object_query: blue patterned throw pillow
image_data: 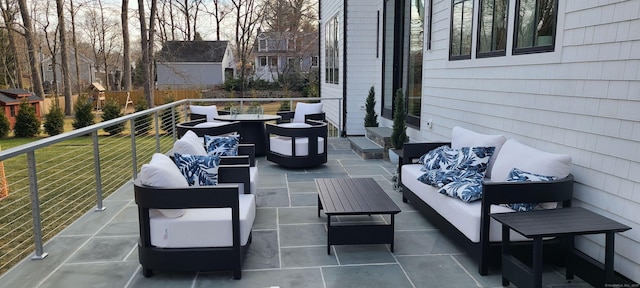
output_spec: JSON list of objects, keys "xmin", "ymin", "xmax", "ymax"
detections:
[
  {"xmin": 205, "ymin": 135, "xmax": 239, "ymax": 156},
  {"xmin": 437, "ymin": 179, "xmax": 484, "ymax": 202},
  {"xmin": 502, "ymin": 167, "xmax": 558, "ymax": 212},
  {"xmin": 451, "ymin": 146, "xmax": 495, "ymax": 173},
  {"xmin": 418, "ymin": 145, "xmax": 454, "ymax": 171},
  {"xmin": 173, "ymin": 153, "xmax": 221, "ymax": 186}
]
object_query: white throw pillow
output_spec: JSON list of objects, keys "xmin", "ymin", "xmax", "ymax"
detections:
[
  {"xmin": 292, "ymin": 102, "xmax": 323, "ymax": 123},
  {"xmin": 173, "ymin": 135, "xmax": 207, "ymax": 156},
  {"xmin": 138, "ymin": 153, "xmax": 188, "ymax": 218},
  {"xmin": 451, "ymin": 126, "xmax": 506, "ymax": 178},
  {"xmin": 189, "ymin": 105, "xmax": 219, "ymax": 122},
  {"xmin": 490, "ymin": 139, "xmax": 572, "ymax": 183}
]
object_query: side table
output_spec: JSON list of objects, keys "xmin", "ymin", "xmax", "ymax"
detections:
[{"xmin": 491, "ymin": 207, "xmax": 630, "ymax": 288}]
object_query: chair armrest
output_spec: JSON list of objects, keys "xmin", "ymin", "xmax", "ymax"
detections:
[
  {"xmin": 401, "ymin": 142, "xmax": 451, "ymax": 165},
  {"xmin": 220, "ymin": 155, "xmax": 250, "ymax": 166},
  {"xmin": 266, "ymin": 122, "xmax": 328, "ymax": 138},
  {"xmin": 305, "ymin": 112, "xmax": 325, "ymax": 122},
  {"xmin": 190, "ymin": 113, "xmax": 207, "ymax": 121},
  {"xmin": 176, "ymin": 119, "xmax": 207, "ymax": 138},
  {"xmin": 237, "ymin": 144, "xmax": 256, "ymax": 166},
  {"xmin": 219, "ymin": 164, "xmax": 251, "ymax": 194},
  {"xmin": 481, "ymin": 174, "xmax": 574, "ymax": 207},
  {"xmin": 276, "ymin": 111, "xmax": 295, "ymax": 123},
  {"xmin": 134, "ymin": 179, "xmax": 241, "ymax": 209}
]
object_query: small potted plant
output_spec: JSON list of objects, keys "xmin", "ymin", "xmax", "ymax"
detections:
[
  {"xmin": 389, "ymin": 89, "xmax": 407, "ymax": 163},
  {"xmin": 364, "ymin": 86, "xmax": 378, "ymax": 127}
]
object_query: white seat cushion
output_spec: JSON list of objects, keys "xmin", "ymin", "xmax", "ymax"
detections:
[
  {"xmin": 270, "ymin": 136, "xmax": 325, "ymax": 156},
  {"xmin": 402, "ymin": 164, "xmax": 529, "ymax": 243},
  {"xmin": 190, "ymin": 105, "xmax": 219, "ymax": 122},
  {"xmin": 292, "ymin": 103, "xmax": 323, "ymax": 123},
  {"xmin": 150, "ymin": 194, "xmax": 255, "ymax": 248}
]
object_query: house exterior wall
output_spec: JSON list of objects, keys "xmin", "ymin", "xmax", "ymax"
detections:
[
  {"xmin": 320, "ymin": 0, "xmax": 344, "ymax": 132},
  {"xmin": 42, "ymin": 55, "xmax": 95, "ymax": 93},
  {"xmin": 419, "ymin": 0, "xmax": 640, "ymax": 282},
  {"xmin": 222, "ymin": 45, "xmax": 235, "ymax": 80},
  {"xmin": 156, "ymin": 62, "xmax": 224, "ymax": 89}
]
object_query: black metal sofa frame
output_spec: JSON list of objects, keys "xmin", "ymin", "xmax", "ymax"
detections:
[
  {"xmin": 265, "ymin": 119, "xmax": 328, "ymax": 168},
  {"xmin": 400, "ymin": 142, "xmax": 574, "ymax": 275},
  {"xmin": 134, "ymin": 164, "xmax": 253, "ymax": 279}
]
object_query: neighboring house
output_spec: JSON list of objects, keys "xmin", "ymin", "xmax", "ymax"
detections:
[
  {"xmin": 321, "ymin": 0, "xmax": 640, "ymax": 284},
  {"xmin": 156, "ymin": 41, "xmax": 235, "ymax": 89},
  {"xmin": 41, "ymin": 49, "xmax": 96, "ymax": 94},
  {"xmin": 0, "ymin": 89, "xmax": 43, "ymax": 128},
  {"xmin": 253, "ymin": 31, "xmax": 319, "ymax": 82}
]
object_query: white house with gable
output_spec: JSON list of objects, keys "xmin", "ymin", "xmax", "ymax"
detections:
[{"xmin": 321, "ymin": 0, "xmax": 640, "ymax": 285}]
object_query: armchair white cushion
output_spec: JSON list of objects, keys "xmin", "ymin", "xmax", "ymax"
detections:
[
  {"xmin": 173, "ymin": 130, "xmax": 207, "ymax": 155},
  {"xmin": 292, "ymin": 103, "xmax": 323, "ymax": 123},
  {"xmin": 138, "ymin": 153, "xmax": 188, "ymax": 218},
  {"xmin": 190, "ymin": 105, "xmax": 220, "ymax": 122}
]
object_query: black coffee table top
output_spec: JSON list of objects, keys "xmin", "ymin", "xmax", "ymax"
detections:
[
  {"xmin": 315, "ymin": 178, "xmax": 401, "ymax": 215},
  {"xmin": 492, "ymin": 207, "xmax": 630, "ymax": 238}
]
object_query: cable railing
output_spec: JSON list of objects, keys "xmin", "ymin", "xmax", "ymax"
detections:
[{"xmin": 0, "ymin": 97, "xmax": 340, "ymax": 275}]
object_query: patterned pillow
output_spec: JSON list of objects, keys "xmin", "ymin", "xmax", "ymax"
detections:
[
  {"xmin": 418, "ymin": 145, "xmax": 455, "ymax": 171},
  {"xmin": 437, "ymin": 179, "xmax": 484, "ymax": 202},
  {"xmin": 502, "ymin": 168, "xmax": 558, "ymax": 212},
  {"xmin": 205, "ymin": 135, "xmax": 240, "ymax": 156},
  {"xmin": 450, "ymin": 146, "xmax": 495, "ymax": 174},
  {"xmin": 173, "ymin": 153, "xmax": 221, "ymax": 186}
]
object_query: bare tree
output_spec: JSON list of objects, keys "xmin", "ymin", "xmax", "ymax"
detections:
[
  {"xmin": 204, "ymin": 0, "xmax": 229, "ymax": 41},
  {"xmin": 121, "ymin": 0, "xmax": 131, "ymax": 91},
  {"xmin": 231, "ymin": 0, "xmax": 263, "ymax": 94},
  {"xmin": 69, "ymin": 0, "xmax": 83, "ymax": 93},
  {"xmin": 16, "ymin": 0, "xmax": 44, "ymax": 98},
  {"xmin": 0, "ymin": 0, "xmax": 23, "ymax": 88},
  {"xmin": 138, "ymin": 0, "xmax": 157, "ymax": 107},
  {"xmin": 56, "ymin": 0, "xmax": 72, "ymax": 115}
]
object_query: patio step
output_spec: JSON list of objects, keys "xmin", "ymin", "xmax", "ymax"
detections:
[
  {"xmin": 348, "ymin": 137, "xmax": 384, "ymax": 159},
  {"xmin": 367, "ymin": 127, "xmax": 394, "ymax": 159}
]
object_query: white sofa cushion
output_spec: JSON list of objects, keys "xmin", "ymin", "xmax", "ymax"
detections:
[
  {"xmin": 270, "ymin": 136, "xmax": 325, "ymax": 156},
  {"xmin": 189, "ymin": 105, "xmax": 219, "ymax": 122},
  {"xmin": 451, "ymin": 126, "xmax": 506, "ymax": 178},
  {"xmin": 292, "ymin": 103, "xmax": 323, "ymax": 123},
  {"xmin": 150, "ymin": 193, "xmax": 255, "ymax": 248},
  {"xmin": 490, "ymin": 139, "xmax": 571, "ymax": 182},
  {"xmin": 402, "ymin": 164, "xmax": 529, "ymax": 243},
  {"xmin": 138, "ymin": 153, "xmax": 188, "ymax": 218}
]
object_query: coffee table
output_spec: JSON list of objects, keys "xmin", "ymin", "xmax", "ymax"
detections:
[
  {"xmin": 215, "ymin": 114, "xmax": 281, "ymax": 156},
  {"xmin": 315, "ymin": 178, "xmax": 401, "ymax": 254},
  {"xmin": 492, "ymin": 207, "xmax": 631, "ymax": 288}
]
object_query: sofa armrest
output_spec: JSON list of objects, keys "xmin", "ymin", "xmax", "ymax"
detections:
[
  {"xmin": 218, "ymin": 164, "xmax": 251, "ymax": 194},
  {"xmin": 401, "ymin": 142, "xmax": 451, "ymax": 165},
  {"xmin": 237, "ymin": 144, "xmax": 256, "ymax": 167}
]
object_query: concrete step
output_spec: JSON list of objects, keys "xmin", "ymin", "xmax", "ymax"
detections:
[
  {"xmin": 348, "ymin": 137, "xmax": 384, "ymax": 159},
  {"xmin": 365, "ymin": 127, "xmax": 393, "ymax": 150}
]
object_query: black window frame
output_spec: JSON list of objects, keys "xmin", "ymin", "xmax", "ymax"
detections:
[
  {"xmin": 449, "ymin": 0, "xmax": 474, "ymax": 60},
  {"xmin": 325, "ymin": 14, "xmax": 339, "ymax": 85},
  {"xmin": 476, "ymin": 0, "xmax": 508, "ymax": 58},
  {"xmin": 513, "ymin": 0, "xmax": 558, "ymax": 55}
]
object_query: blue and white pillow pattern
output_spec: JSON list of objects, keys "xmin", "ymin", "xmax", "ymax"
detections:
[
  {"xmin": 418, "ymin": 145, "xmax": 454, "ymax": 171},
  {"xmin": 502, "ymin": 167, "xmax": 558, "ymax": 212},
  {"xmin": 174, "ymin": 153, "xmax": 221, "ymax": 186},
  {"xmin": 205, "ymin": 135, "xmax": 239, "ymax": 156},
  {"xmin": 417, "ymin": 146, "xmax": 494, "ymax": 202}
]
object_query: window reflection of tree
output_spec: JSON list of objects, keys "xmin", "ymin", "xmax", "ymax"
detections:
[
  {"xmin": 478, "ymin": 0, "xmax": 507, "ymax": 54},
  {"xmin": 516, "ymin": 0, "xmax": 555, "ymax": 49}
]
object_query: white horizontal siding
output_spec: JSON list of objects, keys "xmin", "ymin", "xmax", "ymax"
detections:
[
  {"xmin": 320, "ymin": 0, "xmax": 343, "ymax": 131},
  {"xmin": 422, "ymin": 0, "xmax": 640, "ymax": 282}
]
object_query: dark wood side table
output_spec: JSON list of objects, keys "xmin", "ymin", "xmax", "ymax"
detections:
[
  {"xmin": 491, "ymin": 207, "xmax": 631, "ymax": 288},
  {"xmin": 315, "ymin": 178, "xmax": 401, "ymax": 254}
]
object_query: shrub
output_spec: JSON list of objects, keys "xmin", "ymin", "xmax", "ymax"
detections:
[
  {"xmin": 101, "ymin": 99, "xmax": 125, "ymax": 135},
  {"xmin": 390, "ymin": 89, "xmax": 407, "ymax": 149},
  {"xmin": 364, "ymin": 86, "xmax": 379, "ymax": 127},
  {"xmin": 134, "ymin": 98, "xmax": 152, "ymax": 135},
  {"xmin": 43, "ymin": 103, "xmax": 65, "ymax": 136},
  {"xmin": 0, "ymin": 109, "xmax": 10, "ymax": 138},
  {"xmin": 14, "ymin": 101, "xmax": 41, "ymax": 138},
  {"xmin": 72, "ymin": 95, "xmax": 95, "ymax": 129}
]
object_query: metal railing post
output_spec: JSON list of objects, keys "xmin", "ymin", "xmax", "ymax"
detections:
[
  {"xmin": 27, "ymin": 151, "xmax": 47, "ymax": 260},
  {"xmin": 154, "ymin": 111, "xmax": 160, "ymax": 153},
  {"xmin": 130, "ymin": 118, "xmax": 138, "ymax": 179},
  {"xmin": 92, "ymin": 131, "xmax": 105, "ymax": 211}
]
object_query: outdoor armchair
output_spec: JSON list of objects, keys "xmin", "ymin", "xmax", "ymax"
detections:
[
  {"xmin": 266, "ymin": 119, "xmax": 328, "ymax": 168},
  {"xmin": 276, "ymin": 102, "xmax": 325, "ymax": 124}
]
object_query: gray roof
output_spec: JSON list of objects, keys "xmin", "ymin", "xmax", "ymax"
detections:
[
  {"xmin": 156, "ymin": 41, "xmax": 229, "ymax": 63},
  {"xmin": 0, "ymin": 89, "xmax": 42, "ymax": 105}
]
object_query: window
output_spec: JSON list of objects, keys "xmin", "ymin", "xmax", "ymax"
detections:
[
  {"xmin": 269, "ymin": 57, "xmax": 278, "ymax": 67},
  {"xmin": 513, "ymin": 0, "xmax": 557, "ymax": 54},
  {"xmin": 259, "ymin": 39, "xmax": 267, "ymax": 52},
  {"xmin": 325, "ymin": 15, "xmax": 339, "ymax": 84},
  {"xmin": 9, "ymin": 106, "xmax": 15, "ymax": 117},
  {"xmin": 287, "ymin": 39, "xmax": 295, "ymax": 51},
  {"xmin": 406, "ymin": 0, "xmax": 424, "ymax": 127},
  {"xmin": 259, "ymin": 56, "xmax": 267, "ymax": 67},
  {"xmin": 311, "ymin": 56, "xmax": 319, "ymax": 67},
  {"xmin": 477, "ymin": 0, "xmax": 508, "ymax": 57},
  {"xmin": 450, "ymin": 0, "xmax": 473, "ymax": 60}
]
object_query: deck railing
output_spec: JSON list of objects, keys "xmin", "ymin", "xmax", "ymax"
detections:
[{"xmin": 0, "ymin": 97, "xmax": 340, "ymax": 275}]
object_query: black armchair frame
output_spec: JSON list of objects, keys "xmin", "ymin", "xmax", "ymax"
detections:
[
  {"xmin": 276, "ymin": 111, "xmax": 326, "ymax": 124},
  {"xmin": 176, "ymin": 119, "xmax": 241, "ymax": 139},
  {"xmin": 266, "ymin": 119, "xmax": 328, "ymax": 168},
  {"xmin": 134, "ymin": 164, "xmax": 253, "ymax": 279}
]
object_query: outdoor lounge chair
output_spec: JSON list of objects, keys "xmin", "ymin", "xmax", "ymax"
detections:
[
  {"xmin": 276, "ymin": 102, "xmax": 325, "ymax": 124},
  {"xmin": 266, "ymin": 119, "xmax": 328, "ymax": 168}
]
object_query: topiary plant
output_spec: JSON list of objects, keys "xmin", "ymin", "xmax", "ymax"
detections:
[
  {"xmin": 134, "ymin": 98, "xmax": 152, "ymax": 135},
  {"xmin": 14, "ymin": 101, "xmax": 41, "ymax": 138},
  {"xmin": 72, "ymin": 94, "xmax": 95, "ymax": 129},
  {"xmin": 101, "ymin": 99, "xmax": 125, "ymax": 135},
  {"xmin": 44, "ymin": 102, "xmax": 65, "ymax": 136},
  {"xmin": 364, "ymin": 86, "xmax": 378, "ymax": 127},
  {"xmin": 0, "ymin": 109, "xmax": 10, "ymax": 138},
  {"xmin": 390, "ymin": 89, "xmax": 408, "ymax": 149}
]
